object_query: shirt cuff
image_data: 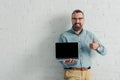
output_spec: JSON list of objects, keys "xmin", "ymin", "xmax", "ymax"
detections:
[{"xmin": 96, "ymin": 45, "xmax": 104, "ymax": 52}]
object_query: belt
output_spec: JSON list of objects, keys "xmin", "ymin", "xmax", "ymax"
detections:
[{"xmin": 64, "ymin": 67, "xmax": 91, "ymax": 71}]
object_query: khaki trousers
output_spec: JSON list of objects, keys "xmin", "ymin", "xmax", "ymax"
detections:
[{"xmin": 64, "ymin": 69, "xmax": 92, "ymax": 80}]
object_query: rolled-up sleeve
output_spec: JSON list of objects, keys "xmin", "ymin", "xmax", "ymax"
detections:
[
  {"xmin": 93, "ymin": 34, "xmax": 107, "ymax": 56},
  {"xmin": 96, "ymin": 44, "xmax": 107, "ymax": 55}
]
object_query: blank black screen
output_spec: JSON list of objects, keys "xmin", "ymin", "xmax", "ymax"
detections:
[{"xmin": 55, "ymin": 42, "xmax": 78, "ymax": 59}]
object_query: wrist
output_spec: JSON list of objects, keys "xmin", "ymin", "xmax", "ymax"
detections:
[{"xmin": 97, "ymin": 44, "xmax": 101, "ymax": 50}]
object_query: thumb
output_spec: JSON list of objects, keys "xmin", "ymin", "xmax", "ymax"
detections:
[{"xmin": 93, "ymin": 38, "xmax": 96, "ymax": 43}]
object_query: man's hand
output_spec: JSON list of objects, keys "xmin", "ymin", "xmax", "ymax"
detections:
[
  {"xmin": 64, "ymin": 59, "xmax": 76, "ymax": 64},
  {"xmin": 90, "ymin": 38, "xmax": 100, "ymax": 50}
]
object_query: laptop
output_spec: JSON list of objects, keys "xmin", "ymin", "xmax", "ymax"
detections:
[{"xmin": 55, "ymin": 42, "xmax": 78, "ymax": 60}]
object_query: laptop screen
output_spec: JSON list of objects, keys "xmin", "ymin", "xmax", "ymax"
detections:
[{"xmin": 55, "ymin": 42, "xmax": 78, "ymax": 59}]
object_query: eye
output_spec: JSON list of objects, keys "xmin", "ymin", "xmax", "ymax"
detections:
[
  {"xmin": 72, "ymin": 18, "xmax": 76, "ymax": 20},
  {"xmin": 72, "ymin": 18, "xmax": 84, "ymax": 20}
]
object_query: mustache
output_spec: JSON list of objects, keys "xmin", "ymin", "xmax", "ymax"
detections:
[
  {"xmin": 74, "ymin": 23, "xmax": 80, "ymax": 25},
  {"xmin": 73, "ymin": 23, "xmax": 81, "ymax": 26}
]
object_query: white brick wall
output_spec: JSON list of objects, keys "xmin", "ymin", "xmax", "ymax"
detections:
[{"xmin": 0, "ymin": 0, "xmax": 120, "ymax": 80}]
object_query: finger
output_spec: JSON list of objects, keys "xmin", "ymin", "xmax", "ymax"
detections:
[
  {"xmin": 72, "ymin": 59, "xmax": 75, "ymax": 62},
  {"xmin": 93, "ymin": 38, "xmax": 96, "ymax": 43},
  {"xmin": 65, "ymin": 59, "xmax": 70, "ymax": 62},
  {"xmin": 64, "ymin": 60, "xmax": 70, "ymax": 64},
  {"xmin": 90, "ymin": 44, "xmax": 93, "ymax": 47},
  {"xmin": 70, "ymin": 59, "xmax": 75, "ymax": 63},
  {"xmin": 90, "ymin": 44, "xmax": 94, "ymax": 49},
  {"xmin": 73, "ymin": 59, "xmax": 77, "ymax": 62},
  {"xmin": 70, "ymin": 59, "xmax": 73, "ymax": 63}
]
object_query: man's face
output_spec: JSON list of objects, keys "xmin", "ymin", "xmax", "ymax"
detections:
[{"xmin": 72, "ymin": 13, "xmax": 84, "ymax": 31}]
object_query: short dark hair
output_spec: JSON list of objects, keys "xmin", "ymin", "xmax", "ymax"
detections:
[{"xmin": 72, "ymin": 9, "xmax": 84, "ymax": 16}]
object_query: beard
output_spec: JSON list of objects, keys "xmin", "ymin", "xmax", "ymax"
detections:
[{"xmin": 72, "ymin": 23, "xmax": 83, "ymax": 31}]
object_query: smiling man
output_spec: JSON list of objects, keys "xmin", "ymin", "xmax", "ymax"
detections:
[{"xmin": 58, "ymin": 9, "xmax": 107, "ymax": 80}]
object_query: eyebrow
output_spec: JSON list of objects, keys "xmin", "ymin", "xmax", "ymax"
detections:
[{"xmin": 72, "ymin": 18, "xmax": 84, "ymax": 19}]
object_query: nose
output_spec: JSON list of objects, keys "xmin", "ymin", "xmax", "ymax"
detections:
[{"xmin": 76, "ymin": 19, "xmax": 80, "ymax": 23}]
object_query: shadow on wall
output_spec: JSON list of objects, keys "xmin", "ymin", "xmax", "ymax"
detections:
[
  {"xmin": 21, "ymin": 14, "xmax": 70, "ymax": 80},
  {"xmin": 38, "ymin": 14, "xmax": 70, "ymax": 80}
]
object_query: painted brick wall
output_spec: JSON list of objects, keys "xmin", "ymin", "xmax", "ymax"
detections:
[{"xmin": 0, "ymin": 0, "xmax": 120, "ymax": 80}]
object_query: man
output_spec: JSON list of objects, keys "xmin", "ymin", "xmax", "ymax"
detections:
[{"xmin": 58, "ymin": 9, "xmax": 106, "ymax": 80}]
